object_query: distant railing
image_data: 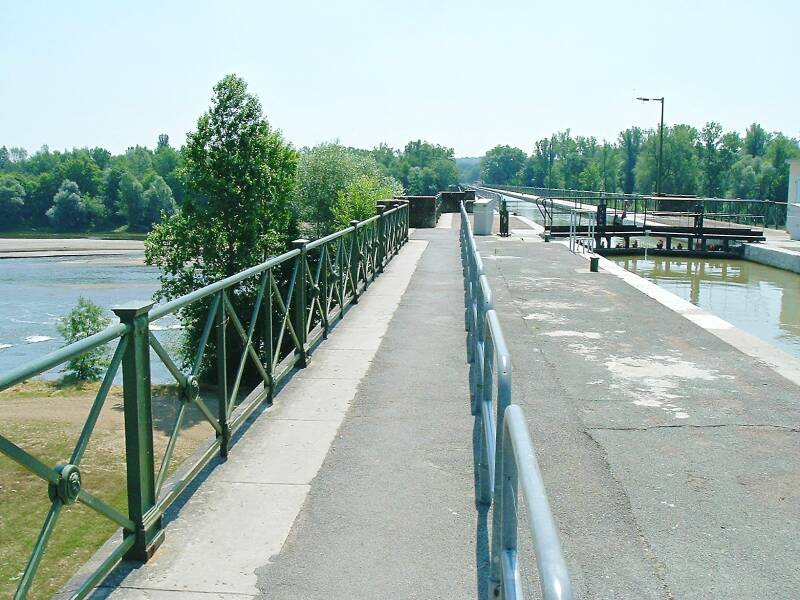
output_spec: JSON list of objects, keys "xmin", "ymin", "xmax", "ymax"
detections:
[
  {"xmin": 0, "ymin": 203, "xmax": 409, "ymax": 599},
  {"xmin": 460, "ymin": 202, "xmax": 573, "ymax": 600},
  {"xmin": 483, "ymin": 183, "xmax": 787, "ymax": 231}
]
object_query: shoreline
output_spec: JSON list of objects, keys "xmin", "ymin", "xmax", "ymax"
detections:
[{"xmin": 0, "ymin": 237, "xmax": 144, "ymax": 259}]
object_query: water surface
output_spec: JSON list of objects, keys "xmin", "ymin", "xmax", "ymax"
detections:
[
  {"xmin": 0, "ymin": 254, "xmax": 179, "ymax": 381},
  {"xmin": 612, "ymin": 255, "xmax": 800, "ymax": 358}
]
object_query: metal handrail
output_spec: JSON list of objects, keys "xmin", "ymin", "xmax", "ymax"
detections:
[
  {"xmin": 0, "ymin": 202, "xmax": 409, "ymax": 599},
  {"xmin": 459, "ymin": 202, "xmax": 573, "ymax": 600}
]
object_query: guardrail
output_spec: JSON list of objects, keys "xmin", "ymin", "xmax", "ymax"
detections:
[
  {"xmin": 460, "ymin": 202, "xmax": 573, "ymax": 600},
  {"xmin": 482, "ymin": 183, "xmax": 787, "ymax": 230},
  {"xmin": 0, "ymin": 203, "xmax": 409, "ymax": 599}
]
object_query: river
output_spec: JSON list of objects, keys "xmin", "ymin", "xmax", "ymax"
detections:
[{"xmin": 0, "ymin": 253, "xmax": 179, "ymax": 381}]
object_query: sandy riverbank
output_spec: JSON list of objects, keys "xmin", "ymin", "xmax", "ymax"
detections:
[{"xmin": 0, "ymin": 237, "xmax": 144, "ymax": 259}]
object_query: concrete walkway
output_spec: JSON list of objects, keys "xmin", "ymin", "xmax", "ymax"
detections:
[
  {"xmin": 72, "ymin": 222, "xmax": 480, "ymax": 599},
  {"xmin": 475, "ymin": 225, "xmax": 800, "ymax": 599}
]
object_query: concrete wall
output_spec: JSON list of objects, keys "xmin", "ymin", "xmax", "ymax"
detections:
[
  {"xmin": 786, "ymin": 159, "xmax": 800, "ymax": 240},
  {"xmin": 437, "ymin": 191, "xmax": 475, "ymax": 214},
  {"xmin": 396, "ymin": 196, "xmax": 440, "ymax": 228},
  {"xmin": 744, "ymin": 243, "xmax": 800, "ymax": 274}
]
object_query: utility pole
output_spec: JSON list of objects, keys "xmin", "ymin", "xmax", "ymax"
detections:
[{"xmin": 637, "ymin": 96, "xmax": 665, "ymax": 196}]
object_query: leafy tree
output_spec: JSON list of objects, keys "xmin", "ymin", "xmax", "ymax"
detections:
[
  {"xmin": 61, "ymin": 151, "xmax": 102, "ymax": 196},
  {"xmin": 698, "ymin": 122, "xmax": 724, "ymax": 197},
  {"xmin": 145, "ymin": 74, "xmax": 297, "ymax": 369},
  {"xmin": 120, "ymin": 172, "xmax": 145, "ymax": 230},
  {"xmin": 598, "ymin": 142, "xmax": 619, "ymax": 192},
  {"xmin": 295, "ymin": 142, "xmax": 387, "ymax": 235},
  {"xmin": 727, "ymin": 155, "xmax": 775, "ymax": 199},
  {"xmin": 0, "ymin": 176, "xmax": 26, "ymax": 228},
  {"xmin": 372, "ymin": 140, "xmax": 458, "ymax": 193},
  {"xmin": 618, "ymin": 127, "xmax": 643, "ymax": 193},
  {"xmin": 142, "ymin": 175, "xmax": 176, "ymax": 227},
  {"xmin": 47, "ymin": 180, "xmax": 88, "ymax": 231},
  {"xmin": 57, "ymin": 297, "xmax": 111, "ymax": 381},
  {"xmin": 480, "ymin": 145, "xmax": 526, "ymax": 184},
  {"xmin": 101, "ymin": 166, "xmax": 125, "ymax": 225},
  {"xmin": 744, "ymin": 123, "xmax": 770, "ymax": 157},
  {"xmin": 332, "ymin": 175, "xmax": 402, "ymax": 228},
  {"xmin": 89, "ymin": 147, "xmax": 112, "ymax": 170},
  {"xmin": 636, "ymin": 125, "xmax": 700, "ymax": 195}
]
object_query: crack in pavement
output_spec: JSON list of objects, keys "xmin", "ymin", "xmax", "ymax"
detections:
[{"xmin": 586, "ymin": 423, "xmax": 799, "ymax": 433}]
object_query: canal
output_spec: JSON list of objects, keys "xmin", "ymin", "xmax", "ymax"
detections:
[{"xmin": 611, "ymin": 255, "xmax": 800, "ymax": 359}]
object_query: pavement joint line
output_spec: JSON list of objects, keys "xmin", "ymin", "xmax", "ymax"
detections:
[
  {"xmin": 212, "ymin": 481, "xmax": 312, "ymax": 486},
  {"xmin": 586, "ymin": 423, "xmax": 799, "ymax": 433},
  {"xmin": 104, "ymin": 585, "xmax": 256, "ymax": 596}
]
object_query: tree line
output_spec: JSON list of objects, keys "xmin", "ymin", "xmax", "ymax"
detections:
[
  {"xmin": 0, "ymin": 128, "xmax": 458, "ymax": 236},
  {"xmin": 471, "ymin": 123, "xmax": 799, "ymax": 201},
  {"xmin": 0, "ymin": 138, "xmax": 182, "ymax": 232}
]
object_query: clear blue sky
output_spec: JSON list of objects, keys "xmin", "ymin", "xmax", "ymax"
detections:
[{"xmin": 1, "ymin": 0, "xmax": 797, "ymax": 157}]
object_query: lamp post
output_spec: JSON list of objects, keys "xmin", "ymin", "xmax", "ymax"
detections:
[{"xmin": 637, "ymin": 96, "xmax": 665, "ymax": 196}]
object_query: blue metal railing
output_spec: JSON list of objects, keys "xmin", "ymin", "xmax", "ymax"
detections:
[{"xmin": 460, "ymin": 201, "xmax": 573, "ymax": 600}]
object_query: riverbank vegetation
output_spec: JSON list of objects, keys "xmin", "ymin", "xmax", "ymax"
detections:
[{"xmin": 474, "ymin": 123, "xmax": 800, "ymax": 201}]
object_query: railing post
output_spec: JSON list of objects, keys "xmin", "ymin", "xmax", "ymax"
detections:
[
  {"xmin": 263, "ymin": 269, "xmax": 274, "ymax": 403},
  {"xmin": 292, "ymin": 239, "xmax": 309, "ymax": 367},
  {"xmin": 377, "ymin": 205, "xmax": 387, "ymax": 273},
  {"xmin": 215, "ymin": 290, "xmax": 229, "ymax": 457},
  {"xmin": 112, "ymin": 301, "xmax": 163, "ymax": 561},
  {"xmin": 349, "ymin": 220, "xmax": 361, "ymax": 304}
]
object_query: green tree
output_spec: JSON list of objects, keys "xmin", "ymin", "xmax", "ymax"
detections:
[
  {"xmin": 727, "ymin": 155, "xmax": 775, "ymax": 199},
  {"xmin": 47, "ymin": 180, "xmax": 88, "ymax": 231},
  {"xmin": 744, "ymin": 123, "xmax": 770, "ymax": 157},
  {"xmin": 0, "ymin": 176, "xmax": 26, "ymax": 228},
  {"xmin": 698, "ymin": 121, "xmax": 724, "ymax": 197},
  {"xmin": 57, "ymin": 297, "xmax": 111, "ymax": 381},
  {"xmin": 145, "ymin": 74, "xmax": 297, "ymax": 368},
  {"xmin": 120, "ymin": 172, "xmax": 145, "ymax": 231},
  {"xmin": 636, "ymin": 125, "xmax": 700, "ymax": 195},
  {"xmin": 332, "ymin": 175, "xmax": 402, "ymax": 228},
  {"xmin": 61, "ymin": 151, "xmax": 102, "ymax": 197},
  {"xmin": 618, "ymin": 127, "xmax": 643, "ymax": 194},
  {"xmin": 295, "ymin": 142, "xmax": 386, "ymax": 235},
  {"xmin": 480, "ymin": 145, "xmax": 527, "ymax": 184},
  {"xmin": 577, "ymin": 161, "xmax": 602, "ymax": 191},
  {"xmin": 142, "ymin": 175, "xmax": 176, "ymax": 227}
]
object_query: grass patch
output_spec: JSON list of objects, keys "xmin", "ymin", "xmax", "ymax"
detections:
[{"xmin": 0, "ymin": 380, "xmax": 213, "ymax": 598}]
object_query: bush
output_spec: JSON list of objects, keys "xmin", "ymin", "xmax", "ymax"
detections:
[
  {"xmin": 332, "ymin": 175, "xmax": 402, "ymax": 229},
  {"xmin": 57, "ymin": 297, "xmax": 112, "ymax": 381}
]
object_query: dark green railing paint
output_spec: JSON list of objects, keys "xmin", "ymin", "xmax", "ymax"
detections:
[{"xmin": 0, "ymin": 203, "xmax": 409, "ymax": 599}]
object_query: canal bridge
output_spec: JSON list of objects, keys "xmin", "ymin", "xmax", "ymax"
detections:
[{"xmin": 1, "ymin": 198, "xmax": 799, "ymax": 599}]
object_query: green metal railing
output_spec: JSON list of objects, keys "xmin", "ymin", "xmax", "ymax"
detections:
[{"xmin": 0, "ymin": 202, "xmax": 408, "ymax": 599}]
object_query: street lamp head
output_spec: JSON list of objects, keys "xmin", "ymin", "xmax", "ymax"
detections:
[{"xmin": 636, "ymin": 97, "xmax": 650, "ymax": 101}]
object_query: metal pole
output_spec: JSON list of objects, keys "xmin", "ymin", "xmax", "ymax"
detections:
[
  {"xmin": 292, "ymin": 239, "xmax": 309, "ymax": 367},
  {"xmin": 657, "ymin": 98, "xmax": 665, "ymax": 196}
]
